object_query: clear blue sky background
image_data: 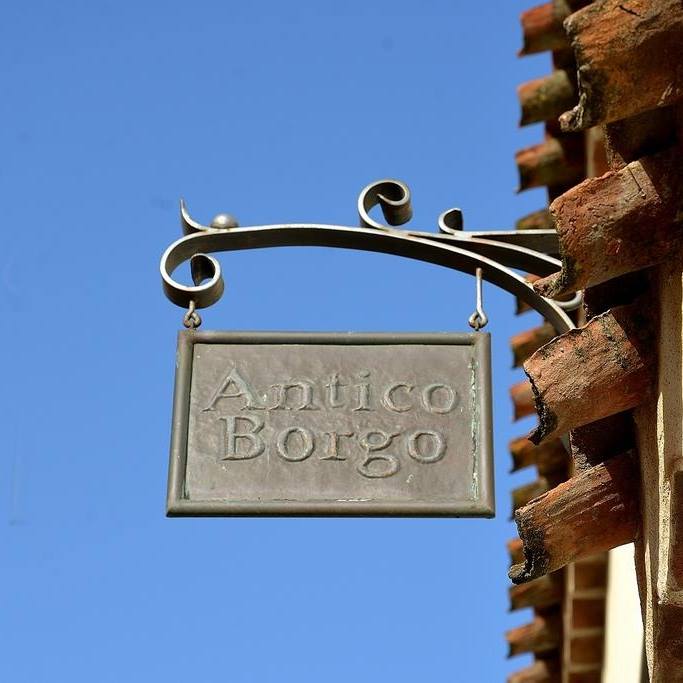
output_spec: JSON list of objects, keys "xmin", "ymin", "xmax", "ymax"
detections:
[{"xmin": 2, "ymin": 2, "xmax": 555, "ymax": 680}]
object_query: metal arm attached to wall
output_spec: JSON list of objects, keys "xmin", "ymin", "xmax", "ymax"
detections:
[{"xmin": 160, "ymin": 179, "xmax": 579, "ymax": 335}]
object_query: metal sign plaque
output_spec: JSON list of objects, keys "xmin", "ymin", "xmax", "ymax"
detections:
[{"xmin": 167, "ymin": 331, "xmax": 494, "ymax": 517}]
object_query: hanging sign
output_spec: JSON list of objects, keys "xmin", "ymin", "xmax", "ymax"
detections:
[
  {"xmin": 161, "ymin": 179, "xmax": 577, "ymax": 518},
  {"xmin": 167, "ymin": 331, "xmax": 494, "ymax": 516}
]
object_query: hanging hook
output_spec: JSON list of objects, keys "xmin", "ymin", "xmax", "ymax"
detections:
[
  {"xmin": 183, "ymin": 300, "xmax": 202, "ymax": 329},
  {"xmin": 468, "ymin": 267, "xmax": 488, "ymax": 331}
]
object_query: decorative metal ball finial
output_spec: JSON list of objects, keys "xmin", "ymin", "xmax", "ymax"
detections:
[{"xmin": 210, "ymin": 213, "xmax": 239, "ymax": 229}]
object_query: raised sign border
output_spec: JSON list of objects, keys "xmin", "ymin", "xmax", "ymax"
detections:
[{"xmin": 167, "ymin": 331, "xmax": 494, "ymax": 517}]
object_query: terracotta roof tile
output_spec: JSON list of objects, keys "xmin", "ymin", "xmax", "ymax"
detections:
[
  {"xmin": 515, "ymin": 135, "xmax": 584, "ymax": 191},
  {"xmin": 506, "ymin": 610, "xmax": 562, "ymax": 657},
  {"xmin": 511, "ymin": 379, "xmax": 536, "ymax": 421},
  {"xmin": 519, "ymin": 2, "xmax": 571, "ymax": 56},
  {"xmin": 560, "ymin": 0, "xmax": 683, "ymax": 131},
  {"xmin": 518, "ymin": 70, "xmax": 577, "ymax": 126},
  {"xmin": 568, "ymin": 412, "xmax": 634, "ymax": 471},
  {"xmin": 512, "ymin": 478, "xmax": 552, "ymax": 516},
  {"xmin": 511, "ymin": 323, "xmax": 557, "ymax": 368},
  {"xmin": 534, "ymin": 150, "xmax": 683, "ymax": 297},
  {"xmin": 516, "ymin": 274, "xmax": 542, "ymax": 315},
  {"xmin": 508, "ymin": 537, "xmax": 525, "ymax": 566},
  {"xmin": 503, "ymin": 0, "xmax": 679, "ymax": 677},
  {"xmin": 604, "ymin": 106, "xmax": 679, "ymax": 169},
  {"xmin": 507, "ymin": 657, "xmax": 561, "ymax": 683},
  {"xmin": 510, "ymin": 451, "xmax": 639, "ymax": 583},
  {"xmin": 510, "ymin": 436, "xmax": 568, "ymax": 475},
  {"xmin": 523, "ymin": 304, "xmax": 655, "ymax": 444},
  {"xmin": 515, "ymin": 209, "xmax": 555, "ymax": 231},
  {"xmin": 510, "ymin": 573, "xmax": 564, "ymax": 610}
]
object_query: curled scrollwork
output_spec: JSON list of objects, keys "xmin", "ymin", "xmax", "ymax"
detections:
[
  {"xmin": 160, "ymin": 181, "xmax": 581, "ymax": 332},
  {"xmin": 161, "ymin": 201, "xmax": 244, "ymax": 308},
  {"xmin": 438, "ymin": 208, "xmax": 464, "ymax": 234},
  {"xmin": 357, "ymin": 179, "xmax": 413, "ymax": 229},
  {"xmin": 160, "ymin": 200, "xmax": 225, "ymax": 308},
  {"xmin": 161, "ymin": 245, "xmax": 224, "ymax": 309}
]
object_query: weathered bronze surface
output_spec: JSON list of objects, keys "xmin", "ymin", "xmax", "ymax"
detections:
[{"xmin": 167, "ymin": 331, "xmax": 494, "ymax": 516}]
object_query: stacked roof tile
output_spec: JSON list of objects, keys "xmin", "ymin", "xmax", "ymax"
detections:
[{"xmin": 506, "ymin": 1, "xmax": 683, "ymax": 680}]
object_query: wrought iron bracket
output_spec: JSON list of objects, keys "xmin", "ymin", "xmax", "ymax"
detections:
[{"xmin": 160, "ymin": 179, "xmax": 579, "ymax": 334}]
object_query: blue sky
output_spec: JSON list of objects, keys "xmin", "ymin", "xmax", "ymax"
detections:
[{"xmin": 1, "ymin": 2, "xmax": 554, "ymax": 680}]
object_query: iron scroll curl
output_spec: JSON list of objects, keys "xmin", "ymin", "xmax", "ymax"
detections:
[{"xmin": 160, "ymin": 180, "xmax": 578, "ymax": 334}]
